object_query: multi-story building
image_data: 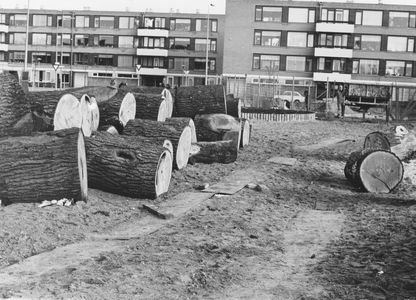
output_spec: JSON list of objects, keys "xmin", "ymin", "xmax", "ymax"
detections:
[
  {"xmin": 223, "ymin": 0, "xmax": 416, "ymax": 106},
  {"xmin": 0, "ymin": 7, "xmax": 224, "ymax": 89}
]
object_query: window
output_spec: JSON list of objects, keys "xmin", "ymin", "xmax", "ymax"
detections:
[
  {"xmin": 57, "ymin": 53, "xmax": 70, "ymax": 65},
  {"xmin": 252, "ymin": 54, "xmax": 280, "ymax": 70},
  {"xmin": 94, "ymin": 16, "xmax": 114, "ymax": 29},
  {"xmin": 10, "ymin": 14, "xmax": 27, "ymax": 26},
  {"xmin": 254, "ymin": 30, "xmax": 281, "ymax": 46},
  {"xmin": 57, "ymin": 15, "xmax": 72, "ymax": 28},
  {"xmin": 387, "ymin": 36, "xmax": 414, "ymax": 52},
  {"xmin": 0, "ymin": 33, "xmax": 5, "ymax": 43},
  {"xmin": 389, "ymin": 12, "xmax": 413, "ymax": 28},
  {"xmin": 196, "ymin": 19, "xmax": 218, "ymax": 32},
  {"xmin": 355, "ymin": 10, "xmax": 383, "ymax": 26},
  {"xmin": 95, "ymin": 35, "xmax": 114, "ymax": 47},
  {"xmin": 354, "ymin": 35, "xmax": 381, "ymax": 51},
  {"xmin": 140, "ymin": 56, "xmax": 165, "ymax": 68},
  {"xmin": 352, "ymin": 59, "xmax": 379, "ymax": 75},
  {"xmin": 33, "ymin": 15, "xmax": 52, "ymax": 27},
  {"xmin": 144, "ymin": 17, "xmax": 166, "ymax": 29},
  {"xmin": 32, "ymin": 52, "xmax": 52, "ymax": 64},
  {"xmin": 195, "ymin": 39, "xmax": 217, "ymax": 52},
  {"xmin": 169, "ymin": 38, "xmax": 191, "ymax": 50},
  {"xmin": 286, "ymin": 56, "xmax": 311, "ymax": 71},
  {"xmin": 118, "ymin": 56, "xmax": 134, "ymax": 67},
  {"xmin": 75, "ymin": 16, "xmax": 89, "ymax": 28},
  {"xmin": 287, "ymin": 32, "xmax": 313, "ymax": 48},
  {"xmin": 57, "ymin": 34, "xmax": 71, "ymax": 46},
  {"xmin": 32, "ymin": 33, "xmax": 52, "ymax": 45},
  {"xmin": 94, "ymin": 54, "xmax": 113, "ymax": 66},
  {"xmin": 74, "ymin": 53, "xmax": 89, "ymax": 65},
  {"xmin": 141, "ymin": 37, "xmax": 165, "ymax": 48},
  {"xmin": 0, "ymin": 14, "xmax": 6, "ymax": 24},
  {"xmin": 9, "ymin": 52, "xmax": 25, "ymax": 63},
  {"xmin": 386, "ymin": 61, "xmax": 412, "ymax": 77},
  {"xmin": 118, "ymin": 36, "xmax": 134, "ymax": 48},
  {"xmin": 319, "ymin": 34, "xmax": 349, "ymax": 47},
  {"xmin": 288, "ymin": 8, "xmax": 315, "ymax": 23},
  {"xmin": 194, "ymin": 58, "xmax": 215, "ymax": 71},
  {"xmin": 0, "ymin": 52, "xmax": 4, "ymax": 61},
  {"xmin": 168, "ymin": 57, "xmax": 189, "ymax": 70},
  {"xmin": 317, "ymin": 58, "xmax": 346, "ymax": 72},
  {"xmin": 320, "ymin": 9, "xmax": 349, "ymax": 23},
  {"xmin": 255, "ymin": 6, "xmax": 282, "ymax": 22},
  {"xmin": 169, "ymin": 19, "xmax": 191, "ymax": 31},
  {"xmin": 9, "ymin": 33, "xmax": 26, "ymax": 44},
  {"xmin": 74, "ymin": 34, "xmax": 90, "ymax": 46},
  {"xmin": 119, "ymin": 17, "xmax": 135, "ymax": 29}
]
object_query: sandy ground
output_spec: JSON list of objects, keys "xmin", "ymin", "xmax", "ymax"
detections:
[{"xmin": 1, "ymin": 111, "xmax": 416, "ymax": 300}]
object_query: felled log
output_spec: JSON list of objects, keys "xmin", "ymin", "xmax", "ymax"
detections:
[
  {"xmin": 0, "ymin": 73, "xmax": 32, "ymax": 137},
  {"xmin": 173, "ymin": 85, "xmax": 227, "ymax": 119},
  {"xmin": 188, "ymin": 140, "xmax": 238, "ymax": 165},
  {"xmin": 238, "ymin": 118, "xmax": 251, "ymax": 148},
  {"xmin": 0, "ymin": 128, "xmax": 88, "ymax": 205},
  {"xmin": 164, "ymin": 117, "xmax": 197, "ymax": 143},
  {"xmin": 97, "ymin": 90, "xmax": 136, "ymax": 134},
  {"xmin": 194, "ymin": 114, "xmax": 242, "ymax": 151},
  {"xmin": 226, "ymin": 97, "xmax": 242, "ymax": 118},
  {"xmin": 123, "ymin": 118, "xmax": 191, "ymax": 170},
  {"xmin": 98, "ymin": 125, "xmax": 120, "ymax": 135},
  {"xmin": 85, "ymin": 131, "xmax": 172, "ymax": 199},
  {"xmin": 129, "ymin": 87, "xmax": 173, "ymax": 118},
  {"xmin": 133, "ymin": 93, "xmax": 168, "ymax": 121},
  {"xmin": 344, "ymin": 149, "xmax": 403, "ymax": 193},
  {"xmin": 65, "ymin": 86, "xmax": 119, "ymax": 102}
]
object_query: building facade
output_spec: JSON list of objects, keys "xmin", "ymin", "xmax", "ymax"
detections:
[
  {"xmin": 0, "ymin": 7, "xmax": 224, "ymax": 89},
  {"xmin": 223, "ymin": 0, "xmax": 416, "ymax": 105}
]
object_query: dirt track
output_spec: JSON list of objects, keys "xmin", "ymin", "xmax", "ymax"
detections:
[{"xmin": 1, "ymin": 114, "xmax": 416, "ymax": 300}]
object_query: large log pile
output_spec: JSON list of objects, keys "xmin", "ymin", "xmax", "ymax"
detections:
[{"xmin": 0, "ymin": 73, "xmax": 32, "ymax": 137}]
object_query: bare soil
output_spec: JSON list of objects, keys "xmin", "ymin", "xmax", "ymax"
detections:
[{"xmin": 1, "ymin": 113, "xmax": 416, "ymax": 300}]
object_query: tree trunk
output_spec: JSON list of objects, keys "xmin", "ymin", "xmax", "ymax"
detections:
[
  {"xmin": 0, "ymin": 73, "xmax": 32, "ymax": 137},
  {"xmin": 123, "ymin": 118, "xmax": 191, "ymax": 170},
  {"xmin": 226, "ymin": 97, "xmax": 242, "ymax": 118},
  {"xmin": 97, "ymin": 90, "xmax": 136, "ymax": 134},
  {"xmin": 238, "ymin": 118, "xmax": 251, "ymax": 148},
  {"xmin": 344, "ymin": 149, "xmax": 403, "ymax": 193},
  {"xmin": 98, "ymin": 125, "xmax": 119, "ymax": 135},
  {"xmin": 133, "ymin": 93, "xmax": 168, "ymax": 121},
  {"xmin": 188, "ymin": 140, "xmax": 238, "ymax": 164},
  {"xmin": 84, "ymin": 131, "xmax": 172, "ymax": 199},
  {"xmin": 164, "ymin": 117, "xmax": 197, "ymax": 143},
  {"xmin": 129, "ymin": 87, "xmax": 173, "ymax": 118},
  {"xmin": 194, "ymin": 114, "xmax": 242, "ymax": 151},
  {"xmin": 0, "ymin": 128, "xmax": 88, "ymax": 205},
  {"xmin": 64, "ymin": 86, "xmax": 119, "ymax": 102},
  {"xmin": 363, "ymin": 131, "xmax": 391, "ymax": 150},
  {"xmin": 173, "ymin": 85, "xmax": 227, "ymax": 119}
]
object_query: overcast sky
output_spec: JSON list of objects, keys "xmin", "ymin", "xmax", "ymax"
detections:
[{"xmin": 1, "ymin": 0, "xmax": 416, "ymax": 14}]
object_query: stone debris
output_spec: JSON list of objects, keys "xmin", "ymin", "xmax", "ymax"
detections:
[{"xmin": 38, "ymin": 198, "xmax": 74, "ymax": 208}]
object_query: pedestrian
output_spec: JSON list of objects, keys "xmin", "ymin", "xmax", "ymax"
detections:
[
  {"xmin": 336, "ymin": 84, "xmax": 347, "ymax": 118},
  {"xmin": 303, "ymin": 89, "xmax": 309, "ymax": 111}
]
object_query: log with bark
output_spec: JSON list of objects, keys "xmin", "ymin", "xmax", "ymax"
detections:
[
  {"xmin": 194, "ymin": 114, "xmax": 242, "ymax": 151},
  {"xmin": 164, "ymin": 117, "xmax": 197, "ymax": 143},
  {"xmin": 226, "ymin": 96, "xmax": 242, "ymax": 118},
  {"xmin": 129, "ymin": 87, "xmax": 173, "ymax": 118},
  {"xmin": 173, "ymin": 85, "xmax": 227, "ymax": 119},
  {"xmin": 123, "ymin": 118, "xmax": 192, "ymax": 170},
  {"xmin": 84, "ymin": 131, "xmax": 172, "ymax": 199},
  {"xmin": 64, "ymin": 86, "xmax": 119, "ymax": 102},
  {"xmin": 0, "ymin": 128, "xmax": 88, "ymax": 205},
  {"xmin": 0, "ymin": 73, "xmax": 33, "ymax": 137},
  {"xmin": 188, "ymin": 140, "xmax": 238, "ymax": 165},
  {"xmin": 133, "ymin": 93, "xmax": 168, "ymax": 121},
  {"xmin": 344, "ymin": 149, "xmax": 404, "ymax": 193},
  {"xmin": 97, "ymin": 90, "xmax": 136, "ymax": 134}
]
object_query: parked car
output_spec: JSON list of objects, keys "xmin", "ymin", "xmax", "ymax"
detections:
[{"xmin": 273, "ymin": 91, "xmax": 305, "ymax": 109}]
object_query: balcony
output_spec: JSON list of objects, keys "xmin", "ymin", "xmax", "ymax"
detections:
[
  {"xmin": 314, "ymin": 47, "xmax": 353, "ymax": 58},
  {"xmin": 316, "ymin": 22, "xmax": 354, "ymax": 34},
  {"xmin": 136, "ymin": 48, "xmax": 168, "ymax": 57},
  {"xmin": 137, "ymin": 28, "xmax": 169, "ymax": 38},
  {"xmin": 136, "ymin": 67, "xmax": 167, "ymax": 76},
  {"xmin": 313, "ymin": 72, "xmax": 351, "ymax": 83},
  {"xmin": 0, "ymin": 44, "xmax": 8, "ymax": 51},
  {"xmin": 0, "ymin": 24, "xmax": 8, "ymax": 33}
]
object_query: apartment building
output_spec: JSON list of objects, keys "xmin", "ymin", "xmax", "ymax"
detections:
[
  {"xmin": 0, "ymin": 7, "xmax": 224, "ymax": 89},
  {"xmin": 223, "ymin": 0, "xmax": 416, "ymax": 104}
]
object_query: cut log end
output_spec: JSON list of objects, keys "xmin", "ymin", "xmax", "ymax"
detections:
[
  {"xmin": 77, "ymin": 130, "xmax": 88, "ymax": 201},
  {"xmin": 53, "ymin": 94, "xmax": 82, "ymax": 131},
  {"xmin": 119, "ymin": 92, "xmax": 136, "ymax": 126},
  {"xmin": 155, "ymin": 150, "xmax": 173, "ymax": 197},
  {"xmin": 175, "ymin": 126, "xmax": 192, "ymax": 170}
]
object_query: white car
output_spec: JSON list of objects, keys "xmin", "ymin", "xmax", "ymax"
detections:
[{"xmin": 273, "ymin": 91, "xmax": 305, "ymax": 109}]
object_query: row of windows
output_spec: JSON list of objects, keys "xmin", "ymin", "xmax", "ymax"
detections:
[
  {"xmin": 3, "ymin": 13, "xmax": 218, "ymax": 32},
  {"xmin": 253, "ymin": 30, "xmax": 416, "ymax": 53},
  {"xmin": 4, "ymin": 32, "xmax": 217, "ymax": 52},
  {"xmin": 252, "ymin": 54, "xmax": 414, "ymax": 77},
  {"xmin": 1, "ymin": 51, "xmax": 216, "ymax": 71},
  {"xmin": 255, "ymin": 6, "xmax": 416, "ymax": 28}
]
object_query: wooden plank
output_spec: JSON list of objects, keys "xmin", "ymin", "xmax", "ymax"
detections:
[{"xmin": 268, "ymin": 156, "xmax": 297, "ymax": 166}]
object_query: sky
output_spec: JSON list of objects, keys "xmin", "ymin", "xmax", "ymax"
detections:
[{"xmin": 1, "ymin": 0, "xmax": 416, "ymax": 14}]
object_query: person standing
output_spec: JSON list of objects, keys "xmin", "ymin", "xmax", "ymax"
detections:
[{"xmin": 336, "ymin": 84, "xmax": 347, "ymax": 118}]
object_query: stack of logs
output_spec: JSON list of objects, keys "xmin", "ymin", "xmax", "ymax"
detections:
[
  {"xmin": 0, "ymin": 73, "xmax": 251, "ymax": 205},
  {"xmin": 344, "ymin": 125, "xmax": 416, "ymax": 193}
]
